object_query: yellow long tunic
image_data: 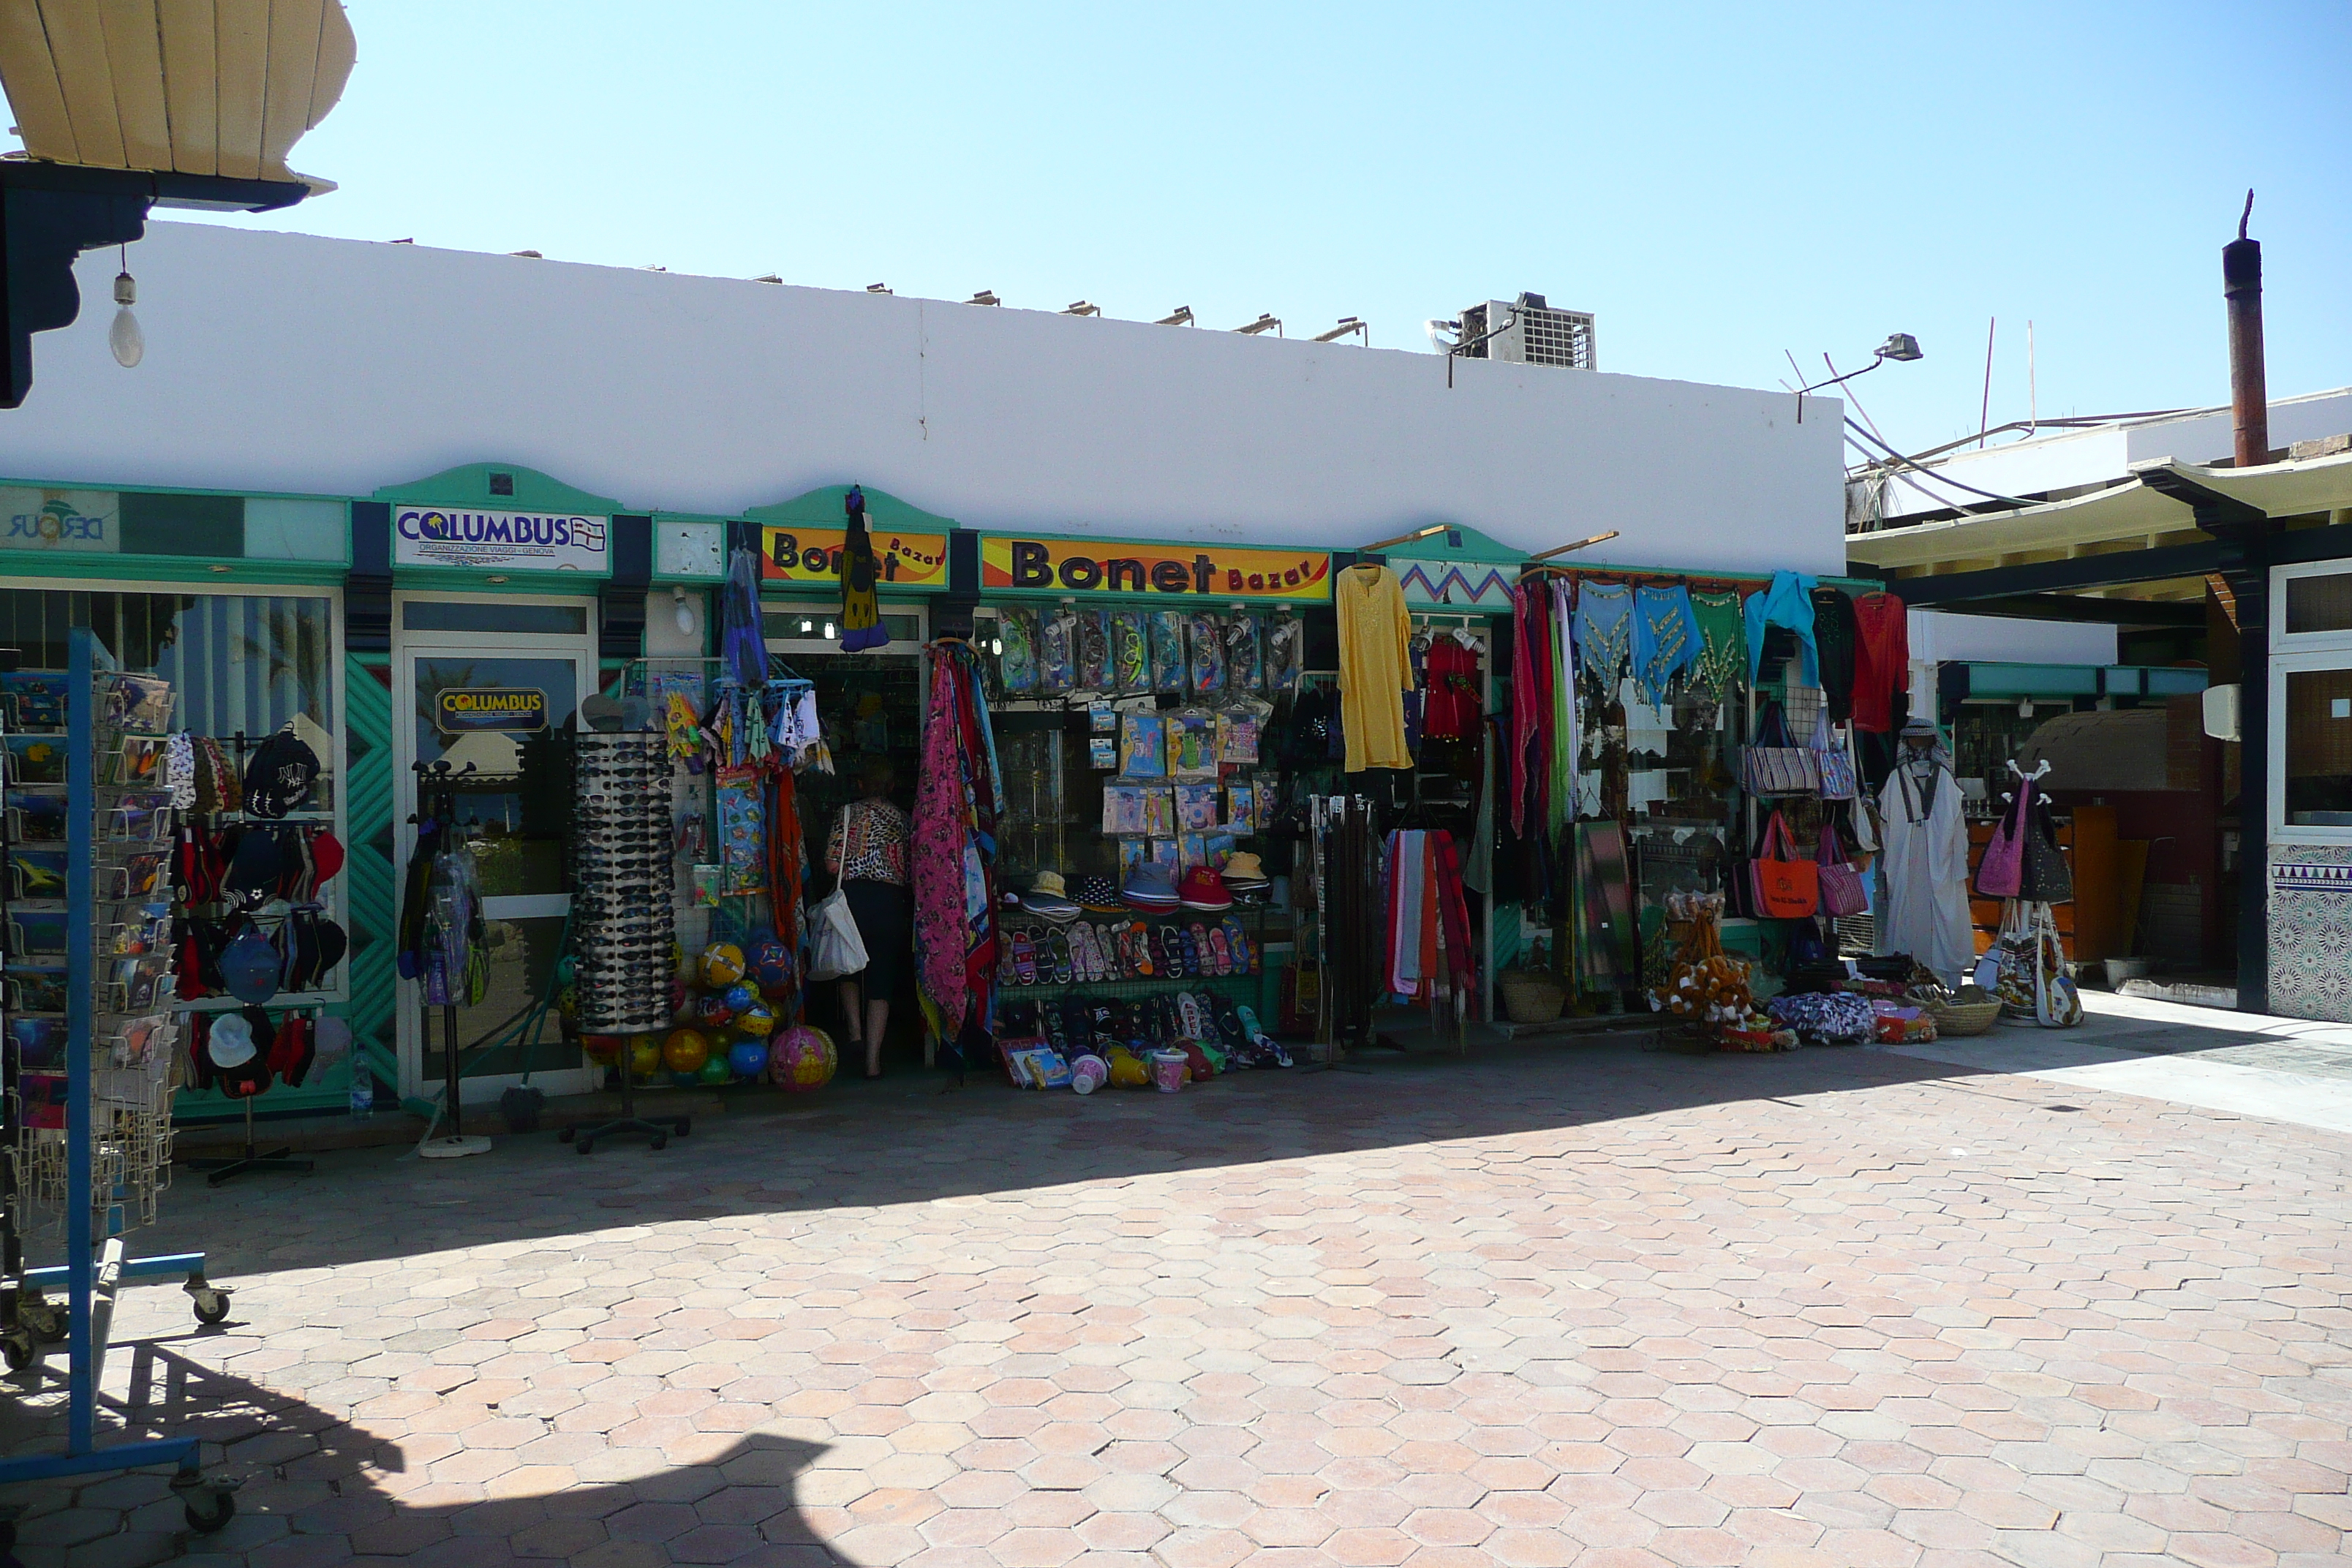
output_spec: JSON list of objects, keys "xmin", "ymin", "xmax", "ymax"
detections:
[{"xmin": 1335, "ymin": 564, "xmax": 1414, "ymax": 772}]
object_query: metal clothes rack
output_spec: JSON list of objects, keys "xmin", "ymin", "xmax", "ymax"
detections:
[{"xmin": 0, "ymin": 630, "xmax": 238, "ymax": 1538}]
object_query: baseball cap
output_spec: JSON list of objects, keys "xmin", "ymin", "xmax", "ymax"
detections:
[{"xmin": 244, "ymin": 728, "xmax": 320, "ymax": 818}]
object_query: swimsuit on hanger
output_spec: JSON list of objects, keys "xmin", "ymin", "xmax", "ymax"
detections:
[
  {"xmin": 1572, "ymin": 581, "xmax": 1634, "ymax": 694},
  {"xmin": 1690, "ymin": 590, "xmax": 1746, "ymax": 699},
  {"xmin": 1630, "ymin": 584, "xmax": 1699, "ymax": 708}
]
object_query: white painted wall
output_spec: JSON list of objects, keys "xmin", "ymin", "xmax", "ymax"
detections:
[{"xmin": 0, "ymin": 223, "xmax": 1846, "ymax": 574}]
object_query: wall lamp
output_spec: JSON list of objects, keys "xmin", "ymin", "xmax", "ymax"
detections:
[
  {"xmin": 1234, "ymin": 314, "xmax": 1282, "ymax": 336},
  {"xmin": 1156, "ymin": 306, "xmax": 1195, "ymax": 327},
  {"xmin": 1791, "ymin": 333, "xmax": 1923, "ymax": 421}
]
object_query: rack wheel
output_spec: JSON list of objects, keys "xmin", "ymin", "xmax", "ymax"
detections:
[
  {"xmin": 651, "ymin": 1135, "xmax": 668, "ymax": 1151},
  {"xmin": 1, "ymin": 1330, "xmax": 37, "ymax": 1373},
  {"xmin": 191, "ymin": 1289, "xmax": 231, "ymax": 1326},
  {"xmin": 674, "ymin": 1118, "xmax": 692, "ymax": 1137},
  {"xmin": 558, "ymin": 1126, "xmax": 576, "ymax": 1143},
  {"xmin": 20, "ymin": 1302, "xmax": 64, "ymax": 1342},
  {"xmin": 575, "ymin": 1138, "xmax": 594, "ymax": 1155},
  {"xmin": 183, "ymin": 1488, "xmax": 236, "ymax": 1534}
]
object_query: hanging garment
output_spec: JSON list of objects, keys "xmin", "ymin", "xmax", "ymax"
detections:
[
  {"xmin": 1810, "ymin": 586, "xmax": 1859, "ymax": 725},
  {"xmin": 1743, "ymin": 569, "xmax": 1820, "ymax": 687},
  {"xmin": 1335, "ymin": 564, "xmax": 1414, "ymax": 771},
  {"xmin": 1850, "ymin": 591, "xmax": 1910, "ymax": 734},
  {"xmin": 913, "ymin": 641, "xmax": 1001, "ymax": 1035},
  {"xmin": 1689, "ymin": 590, "xmax": 1747, "ymax": 701},
  {"xmin": 1572, "ymin": 581, "xmax": 1634, "ymax": 694},
  {"xmin": 1631, "ymin": 584, "xmax": 1699, "ymax": 707},
  {"xmin": 720, "ymin": 546, "xmax": 768, "ymax": 689},
  {"xmin": 1876, "ymin": 753, "xmax": 1973, "ymax": 984},
  {"xmin": 1509, "ymin": 580, "xmax": 1549, "ymax": 836},
  {"xmin": 1548, "ymin": 579, "xmax": 1577, "ymax": 829},
  {"xmin": 837, "ymin": 485, "xmax": 888, "ymax": 651},
  {"xmin": 1420, "ymin": 636, "xmax": 1480, "ymax": 741}
]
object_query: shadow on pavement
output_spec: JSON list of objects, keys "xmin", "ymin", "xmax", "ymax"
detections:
[{"xmin": 1, "ymin": 1342, "xmax": 833, "ymax": 1567}]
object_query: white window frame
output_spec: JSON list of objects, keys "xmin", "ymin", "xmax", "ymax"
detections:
[
  {"xmin": 2269, "ymin": 644, "xmax": 2352, "ymax": 849},
  {"xmin": 2270, "ymin": 561, "xmax": 2352, "ymax": 656}
]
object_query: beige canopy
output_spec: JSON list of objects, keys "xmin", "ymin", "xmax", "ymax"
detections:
[{"xmin": 0, "ymin": 0, "xmax": 353, "ymax": 184}]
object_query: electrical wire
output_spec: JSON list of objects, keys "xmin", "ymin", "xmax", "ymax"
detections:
[{"xmin": 1844, "ymin": 419, "xmax": 2054, "ymax": 509}]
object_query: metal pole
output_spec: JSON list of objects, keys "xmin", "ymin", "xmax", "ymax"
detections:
[
  {"xmin": 66, "ymin": 627, "xmax": 92, "ymax": 1452},
  {"xmin": 2225, "ymin": 192, "xmax": 2269, "ymax": 470}
]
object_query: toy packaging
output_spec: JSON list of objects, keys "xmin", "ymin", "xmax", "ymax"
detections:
[
  {"xmin": 1187, "ymin": 611, "xmax": 1225, "ymax": 694},
  {"xmin": 1101, "ymin": 784, "xmax": 1147, "ymax": 836},
  {"xmin": 1223, "ymin": 612, "xmax": 1262, "ymax": 693},
  {"xmin": 1120, "ymin": 712, "xmax": 1169, "ymax": 777},
  {"xmin": 1215, "ymin": 710, "xmax": 1261, "ymax": 764},
  {"xmin": 1109, "ymin": 608, "xmax": 1149, "ymax": 693},
  {"xmin": 1169, "ymin": 712, "xmax": 1217, "ymax": 779},
  {"xmin": 716, "ymin": 769, "xmax": 768, "ymax": 894},
  {"xmin": 997, "ymin": 608, "xmax": 1039, "ymax": 693},
  {"xmin": 1148, "ymin": 610, "xmax": 1187, "ymax": 693},
  {"xmin": 1039, "ymin": 608, "xmax": 1075, "ymax": 693},
  {"xmin": 1175, "ymin": 782, "xmax": 1219, "ymax": 832},
  {"xmin": 1074, "ymin": 609, "xmax": 1111, "ymax": 691},
  {"xmin": 1142, "ymin": 786, "xmax": 1177, "ymax": 840}
]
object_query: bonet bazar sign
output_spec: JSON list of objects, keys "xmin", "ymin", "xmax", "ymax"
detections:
[
  {"xmin": 393, "ymin": 507, "xmax": 608, "ymax": 573},
  {"xmin": 759, "ymin": 524, "xmax": 949, "ymax": 589},
  {"xmin": 980, "ymin": 536, "xmax": 1330, "ymax": 600}
]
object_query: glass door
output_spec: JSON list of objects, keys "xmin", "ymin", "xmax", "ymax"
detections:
[{"xmin": 393, "ymin": 598, "xmax": 599, "ymax": 1101}]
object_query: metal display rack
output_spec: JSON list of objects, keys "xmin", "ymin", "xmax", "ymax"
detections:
[{"xmin": 0, "ymin": 630, "xmax": 238, "ymax": 1536}]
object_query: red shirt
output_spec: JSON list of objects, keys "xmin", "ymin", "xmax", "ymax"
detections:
[{"xmin": 1850, "ymin": 592, "xmax": 1909, "ymax": 733}]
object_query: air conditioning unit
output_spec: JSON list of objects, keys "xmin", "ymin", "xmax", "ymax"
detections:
[{"xmin": 1459, "ymin": 293, "xmax": 1596, "ymax": 370}]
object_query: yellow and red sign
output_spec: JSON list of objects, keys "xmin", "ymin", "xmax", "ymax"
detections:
[
  {"xmin": 759, "ymin": 525, "xmax": 949, "ymax": 590},
  {"xmin": 980, "ymin": 536, "xmax": 1331, "ymax": 600}
]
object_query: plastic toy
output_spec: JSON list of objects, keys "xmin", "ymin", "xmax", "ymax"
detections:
[
  {"xmin": 698, "ymin": 941, "xmax": 746, "ymax": 988},
  {"xmin": 728, "ymin": 1039, "xmax": 772, "ymax": 1078},
  {"xmin": 769, "ymin": 1025, "xmax": 837, "ymax": 1090},
  {"xmin": 662, "ymin": 1028, "xmax": 711, "ymax": 1074}
]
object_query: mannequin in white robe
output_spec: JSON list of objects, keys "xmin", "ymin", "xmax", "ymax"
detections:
[{"xmin": 1876, "ymin": 736, "xmax": 1973, "ymax": 984}]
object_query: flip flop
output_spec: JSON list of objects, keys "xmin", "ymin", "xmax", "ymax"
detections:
[
  {"xmin": 1177, "ymin": 991, "xmax": 1206, "ymax": 1041},
  {"xmin": 1205, "ymin": 924, "xmax": 1232, "ymax": 977},
  {"xmin": 1222, "ymin": 917, "xmax": 1254, "ymax": 973},
  {"xmin": 1179, "ymin": 927, "xmax": 1202, "ymax": 978},
  {"xmin": 1156, "ymin": 924, "xmax": 1184, "ymax": 976},
  {"xmin": 1049, "ymin": 928, "xmax": 1072, "ymax": 986},
  {"xmin": 1210, "ymin": 995, "xmax": 1248, "ymax": 1053},
  {"xmin": 1130, "ymin": 920, "xmax": 1155, "ymax": 978},
  {"xmin": 1235, "ymin": 1004, "xmax": 1292, "ymax": 1066},
  {"xmin": 999, "ymin": 937, "xmax": 1019, "ymax": 988},
  {"xmin": 1013, "ymin": 927, "xmax": 1038, "ymax": 986},
  {"xmin": 1071, "ymin": 922, "xmax": 1097, "ymax": 983}
]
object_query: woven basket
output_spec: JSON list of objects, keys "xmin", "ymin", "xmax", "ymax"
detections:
[
  {"xmin": 1912, "ymin": 986, "xmax": 2003, "ymax": 1037},
  {"xmin": 1500, "ymin": 971, "xmax": 1567, "ymax": 1025}
]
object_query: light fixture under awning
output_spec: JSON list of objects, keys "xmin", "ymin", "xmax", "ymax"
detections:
[{"xmin": 0, "ymin": 0, "xmax": 355, "ymax": 185}]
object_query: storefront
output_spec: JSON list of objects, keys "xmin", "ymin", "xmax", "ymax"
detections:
[
  {"xmin": 2265, "ymin": 559, "xmax": 2352, "ymax": 1020},
  {"xmin": 0, "ymin": 475, "xmax": 358, "ymax": 1123}
]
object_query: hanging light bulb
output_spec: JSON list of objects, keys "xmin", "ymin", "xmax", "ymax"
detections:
[
  {"xmin": 671, "ymin": 584, "xmax": 696, "ymax": 636},
  {"xmin": 108, "ymin": 268, "xmax": 143, "ymax": 368}
]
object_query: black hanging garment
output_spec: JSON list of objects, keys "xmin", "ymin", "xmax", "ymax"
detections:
[
  {"xmin": 1810, "ymin": 586, "xmax": 1858, "ymax": 725},
  {"xmin": 839, "ymin": 484, "xmax": 887, "ymax": 652}
]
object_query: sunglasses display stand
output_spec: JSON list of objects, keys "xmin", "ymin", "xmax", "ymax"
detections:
[
  {"xmin": 0, "ymin": 630, "xmax": 241, "ymax": 1535},
  {"xmin": 559, "ymin": 731, "xmax": 690, "ymax": 1156}
]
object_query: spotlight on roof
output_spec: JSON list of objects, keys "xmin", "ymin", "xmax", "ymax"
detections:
[
  {"xmin": 1156, "ymin": 306, "xmax": 1195, "ymax": 327},
  {"xmin": 752, "ymin": 274, "xmax": 783, "ymax": 284},
  {"xmin": 967, "ymin": 290, "xmax": 1002, "ymax": 306},
  {"xmin": 1312, "ymin": 316, "xmax": 1368, "ymax": 345},
  {"xmin": 1063, "ymin": 300, "xmax": 1101, "ymax": 317},
  {"xmin": 866, "ymin": 282, "xmax": 892, "ymax": 293},
  {"xmin": 1234, "ymin": 314, "xmax": 1282, "ymax": 336},
  {"xmin": 508, "ymin": 249, "xmax": 543, "ymax": 259}
]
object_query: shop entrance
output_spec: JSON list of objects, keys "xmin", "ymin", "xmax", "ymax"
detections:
[
  {"xmin": 391, "ymin": 594, "xmax": 600, "ymax": 1101},
  {"xmin": 764, "ymin": 603, "xmax": 927, "ymax": 1058}
]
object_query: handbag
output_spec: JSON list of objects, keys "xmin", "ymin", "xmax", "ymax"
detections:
[
  {"xmin": 806, "ymin": 888, "xmax": 870, "ymax": 981},
  {"xmin": 1809, "ymin": 706, "xmax": 1858, "ymax": 802},
  {"xmin": 1816, "ymin": 820, "xmax": 1869, "ymax": 918},
  {"xmin": 1975, "ymin": 778, "xmax": 2029, "ymax": 898},
  {"xmin": 1741, "ymin": 701, "xmax": 1821, "ymax": 797},
  {"xmin": 2020, "ymin": 791, "xmax": 2073, "ymax": 904},
  {"xmin": 1744, "ymin": 810, "xmax": 1819, "ymax": 919}
]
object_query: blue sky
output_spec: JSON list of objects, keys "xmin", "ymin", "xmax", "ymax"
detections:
[{"xmin": 145, "ymin": 1, "xmax": 2352, "ymax": 459}]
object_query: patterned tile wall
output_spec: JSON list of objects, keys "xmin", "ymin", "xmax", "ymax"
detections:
[{"xmin": 2269, "ymin": 843, "xmax": 2352, "ymax": 1022}]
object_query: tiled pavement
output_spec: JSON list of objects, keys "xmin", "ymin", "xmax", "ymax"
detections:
[{"xmin": 5, "ymin": 1034, "xmax": 2352, "ymax": 1568}]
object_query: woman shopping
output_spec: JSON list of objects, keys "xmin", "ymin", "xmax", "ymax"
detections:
[{"xmin": 823, "ymin": 755, "xmax": 912, "ymax": 1077}]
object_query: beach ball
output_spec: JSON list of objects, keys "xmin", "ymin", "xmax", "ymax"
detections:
[
  {"xmin": 580, "ymin": 1033, "xmax": 622, "ymax": 1062},
  {"xmin": 733, "ymin": 1000, "xmax": 777, "ymax": 1038},
  {"xmin": 668, "ymin": 978, "xmax": 688, "ymax": 1018},
  {"xmin": 723, "ymin": 983, "xmax": 755, "ymax": 1014},
  {"xmin": 699, "ymin": 941, "xmax": 746, "ymax": 988},
  {"xmin": 693, "ymin": 992, "xmax": 736, "ymax": 1030},
  {"xmin": 728, "ymin": 1039, "xmax": 771, "ymax": 1079},
  {"xmin": 747, "ymin": 935, "xmax": 794, "ymax": 996},
  {"xmin": 769, "ymin": 1025, "xmax": 836, "ymax": 1092},
  {"xmin": 627, "ymin": 1036, "xmax": 662, "ymax": 1079},
  {"xmin": 662, "ymin": 1028, "xmax": 710, "ymax": 1074},
  {"xmin": 696, "ymin": 1053, "xmax": 734, "ymax": 1086}
]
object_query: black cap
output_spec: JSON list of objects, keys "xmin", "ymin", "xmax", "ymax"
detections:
[{"xmin": 244, "ymin": 729, "xmax": 320, "ymax": 818}]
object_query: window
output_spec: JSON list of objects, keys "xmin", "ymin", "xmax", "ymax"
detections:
[
  {"xmin": 2284, "ymin": 667, "xmax": 2352, "ymax": 826},
  {"xmin": 2286, "ymin": 571, "xmax": 2352, "ymax": 636},
  {"xmin": 0, "ymin": 588, "xmax": 335, "ymax": 741}
]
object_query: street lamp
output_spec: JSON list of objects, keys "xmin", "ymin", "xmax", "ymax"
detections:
[{"xmin": 1792, "ymin": 333, "xmax": 1922, "ymax": 421}]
